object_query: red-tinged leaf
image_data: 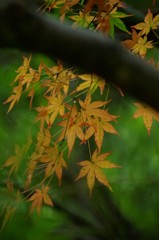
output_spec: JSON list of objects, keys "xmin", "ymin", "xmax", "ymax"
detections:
[{"xmin": 123, "ymin": 29, "xmax": 141, "ymax": 49}]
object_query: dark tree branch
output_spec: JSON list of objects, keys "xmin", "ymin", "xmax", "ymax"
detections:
[{"xmin": 1, "ymin": 1, "xmax": 159, "ymax": 111}]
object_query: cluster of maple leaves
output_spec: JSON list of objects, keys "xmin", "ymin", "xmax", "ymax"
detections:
[{"xmin": 1, "ymin": 0, "xmax": 159, "ymax": 226}]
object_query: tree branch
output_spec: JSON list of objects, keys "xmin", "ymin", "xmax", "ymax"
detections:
[{"xmin": 1, "ymin": 1, "xmax": 159, "ymax": 111}]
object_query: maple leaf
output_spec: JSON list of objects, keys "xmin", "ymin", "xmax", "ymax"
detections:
[
  {"xmin": 66, "ymin": 122, "xmax": 85, "ymax": 155},
  {"xmin": 131, "ymin": 35, "xmax": 153, "ymax": 57},
  {"xmin": 28, "ymin": 185, "xmax": 53, "ymax": 214},
  {"xmin": 70, "ymin": 11, "xmax": 94, "ymax": 28},
  {"xmin": 1, "ymin": 206, "xmax": 16, "ymax": 230},
  {"xmin": 46, "ymin": 93, "xmax": 65, "ymax": 125},
  {"xmin": 3, "ymin": 83, "xmax": 23, "ymax": 112},
  {"xmin": 79, "ymin": 94, "xmax": 111, "ymax": 121},
  {"xmin": 36, "ymin": 106, "xmax": 50, "ymax": 130},
  {"xmin": 28, "ymin": 88, "xmax": 34, "ymax": 109},
  {"xmin": 14, "ymin": 56, "xmax": 31, "ymax": 82},
  {"xmin": 75, "ymin": 149, "xmax": 120, "ymax": 196},
  {"xmin": 58, "ymin": 114, "xmax": 85, "ymax": 155},
  {"xmin": 123, "ymin": 29, "xmax": 141, "ymax": 49},
  {"xmin": 84, "ymin": 113, "xmax": 118, "ymax": 152},
  {"xmin": 42, "ymin": 65, "xmax": 75, "ymax": 96},
  {"xmin": 133, "ymin": 102, "xmax": 159, "ymax": 134},
  {"xmin": 21, "ymin": 68, "xmax": 35, "ymax": 90},
  {"xmin": 94, "ymin": 117, "xmax": 118, "ymax": 152},
  {"xmin": 3, "ymin": 144, "xmax": 24, "ymax": 175},
  {"xmin": 76, "ymin": 74, "xmax": 105, "ymax": 94},
  {"xmin": 57, "ymin": 104, "xmax": 85, "ymax": 154},
  {"xmin": 133, "ymin": 9, "xmax": 159, "ymax": 35},
  {"xmin": 38, "ymin": 144, "xmax": 67, "ymax": 185}
]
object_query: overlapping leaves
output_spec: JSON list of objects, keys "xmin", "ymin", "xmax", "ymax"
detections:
[{"xmin": 2, "ymin": 0, "xmax": 159, "ymax": 228}]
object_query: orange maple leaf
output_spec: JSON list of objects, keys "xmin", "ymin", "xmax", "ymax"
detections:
[
  {"xmin": 38, "ymin": 144, "xmax": 67, "ymax": 185},
  {"xmin": 133, "ymin": 102, "xmax": 159, "ymax": 134},
  {"xmin": 28, "ymin": 185, "xmax": 53, "ymax": 214},
  {"xmin": 123, "ymin": 29, "xmax": 141, "ymax": 49},
  {"xmin": 58, "ymin": 114, "xmax": 85, "ymax": 155},
  {"xmin": 84, "ymin": 114, "xmax": 118, "ymax": 152},
  {"xmin": 94, "ymin": 117, "xmax": 118, "ymax": 152},
  {"xmin": 75, "ymin": 149, "xmax": 120, "ymax": 196},
  {"xmin": 79, "ymin": 94, "xmax": 111, "ymax": 121},
  {"xmin": 133, "ymin": 9, "xmax": 159, "ymax": 35}
]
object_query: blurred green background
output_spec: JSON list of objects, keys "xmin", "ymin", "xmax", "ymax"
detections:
[{"xmin": 1, "ymin": 0, "xmax": 159, "ymax": 239}]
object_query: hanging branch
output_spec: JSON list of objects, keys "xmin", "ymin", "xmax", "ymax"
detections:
[{"xmin": 1, "ymin": 0, "xmax": 159, "ymax": 111}]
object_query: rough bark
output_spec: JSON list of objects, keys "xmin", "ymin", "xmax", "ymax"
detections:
[{"xmin": 1, "ymin": 0, "xmax": 159, "ymax": 111}]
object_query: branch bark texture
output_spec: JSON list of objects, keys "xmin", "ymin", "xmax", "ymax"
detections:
[{"xmin": 1, "ymin": 1, "xmax": 159, "ymax": 111}]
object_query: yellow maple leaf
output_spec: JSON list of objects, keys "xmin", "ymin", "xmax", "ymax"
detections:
[
  {"xmin": 46, "ymin": 93, "xmax": 65, "ymax": 125},
  {"xmin": 133, "ymin": 9, "xmax": 159, "ymax": 35},
  {"xmin": 131, "ymin": 35, "xmax": 153, "ymax": 57},
  {"xmin": 75, "ymin": 149, "xmax": 120, "ymax": 196},
  {"xmin": 70, "ymin": 11, "xmax": 94, "ymax": 27},
  {"xmin": 36, "ymin": 106, "xmax": 50, "ymax": 130},
  {"xmin": 79, "ymin": 94, "xmax": 111, "ymax": 121},
  {"xmin": 3, "ymin": 83, "xmax": 23, "ymax": 112},
  {"xmin": 44, "ymin": 151, "xmax": 67, "ymax": 185},
  {"xmin": 28, "ymin": 185, "xmax": 53, "ymax": 214},
  {"xmin": 14, "ymin": 56, "xmax": 31, "ymax": 82},
  {"xmin": 3, "ymin": 144, "xmax": 24, "ymax": 175},
  {"xmin": 76, "ymin": 74, "xmax": 105, "ymax": 94},
  {"xmin": 133, "ymin": 102, "xmax": 159, "ymax": 134},
  {"xmin": 42, "ymin": 65, "xmax": 75, "ymax": 96}
]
